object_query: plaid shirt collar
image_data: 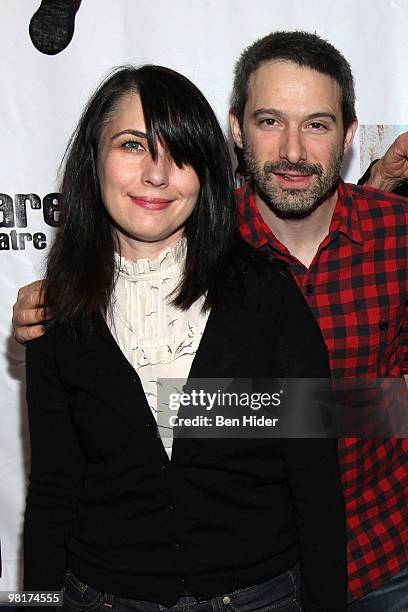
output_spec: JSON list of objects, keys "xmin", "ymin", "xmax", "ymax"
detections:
[{"xmin": 237, "ymin": 178, "xmax": 363, "ymax": 252}]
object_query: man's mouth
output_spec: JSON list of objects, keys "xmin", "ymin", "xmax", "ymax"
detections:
[{"xmin": 272, "ymin": 172, "xmax": 315, "ymax": 189}]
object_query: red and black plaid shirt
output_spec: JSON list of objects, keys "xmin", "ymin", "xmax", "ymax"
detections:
[{"xmin": 237, "ymin": 179, "xmax": 408, "ymax": 602}]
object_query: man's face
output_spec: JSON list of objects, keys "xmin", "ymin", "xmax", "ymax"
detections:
[{"xmin": 230, "ymin": 61, "xmax": 357, "ymax": 217}]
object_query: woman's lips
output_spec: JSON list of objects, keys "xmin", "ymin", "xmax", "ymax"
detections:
[
  {"xmin": 274, "ymin": 173, "xmax": 314, "ymax": 189},
  {"xmin": 129, "ymin": 196, "xmax": 174, "ymax": 210}
]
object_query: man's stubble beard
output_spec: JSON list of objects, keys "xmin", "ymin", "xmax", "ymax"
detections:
[{"xmin": 243, "ymin": 139, "xmax": 344, "ymax": 219}]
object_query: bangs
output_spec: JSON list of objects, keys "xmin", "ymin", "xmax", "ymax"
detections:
[{"xmin": 137, "ymin": 67, "xmax": 214, "ymax": 177}]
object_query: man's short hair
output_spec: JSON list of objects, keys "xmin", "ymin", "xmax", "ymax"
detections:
[{"xmin": 231, "ymin": 30, "xmax": 356, "ymax": 132}]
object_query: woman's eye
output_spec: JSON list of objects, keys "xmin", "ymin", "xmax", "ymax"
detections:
[{"xmin": 123, "ymin": 141, "xmax": 145, "ymax": 151}]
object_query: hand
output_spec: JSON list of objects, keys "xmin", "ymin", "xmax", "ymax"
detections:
[
  {"xmin": 366, "ymin": 132, "xmax": 408, "ymax": 191},
  {"xmin": 12, "ymin": 280, "xmax": 49, "ymax": 344}
]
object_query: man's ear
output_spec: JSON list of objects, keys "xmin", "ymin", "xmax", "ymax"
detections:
[
  {"xmin": 343, "ymin": 118, "xmax": 358, "ymax": 154},
  {"xmin": 229, "ymin": 112, "xmax": 244, "ymax": 149}
]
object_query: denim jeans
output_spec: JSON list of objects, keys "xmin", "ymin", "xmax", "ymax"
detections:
[
  {"xmin": 62, "ymin": 564, "xmax": 302, "ymax": 611},
  {"xmin": 348, "ymin": 563, "xmax": 408, "ymax": 611}
]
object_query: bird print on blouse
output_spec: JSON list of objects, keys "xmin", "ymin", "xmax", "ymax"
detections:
[{"xmin": 108, "ymin": 239, "xmax": 209, "ymax": 458}]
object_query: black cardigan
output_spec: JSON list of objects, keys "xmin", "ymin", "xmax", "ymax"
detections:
[{"xmin": 24, "ymin": 257, "xmax": 346, "ymax": 611}]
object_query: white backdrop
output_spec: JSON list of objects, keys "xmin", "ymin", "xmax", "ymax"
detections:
[{"xmin": 1, "ymin": 0, "xmax": 408, "ymax": 590}]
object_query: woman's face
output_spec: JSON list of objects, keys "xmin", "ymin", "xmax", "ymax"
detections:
[{"xmin": 97, "ymin": 92, "xmax": 200, "ymax": 260}]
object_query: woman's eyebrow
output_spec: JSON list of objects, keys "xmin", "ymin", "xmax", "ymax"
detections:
[{"xmin": 110, "ymin": 129, "xmax": 147, "ymax": 141}]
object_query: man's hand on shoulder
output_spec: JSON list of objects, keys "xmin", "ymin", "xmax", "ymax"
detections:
[
  {"xmin": 366, "ymin": 132, "xmax": 408, "ymax": 191},
  {"xmin": 12, "ymin": 280, "xmax": 49, "ymax": 344}
]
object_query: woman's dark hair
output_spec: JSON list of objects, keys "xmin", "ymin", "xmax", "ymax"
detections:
[
  {"xmin": 45, "ymin": 64, "xmax": 246, "ymax": 332},
  {"xmin": 231, "ymin": 30, "xmax": 356, "ymax": 132}
]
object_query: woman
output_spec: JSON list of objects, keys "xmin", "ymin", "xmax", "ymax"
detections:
[{"xmin": 24, "ymin": 65, "xmax": 346, "ymax": 611}]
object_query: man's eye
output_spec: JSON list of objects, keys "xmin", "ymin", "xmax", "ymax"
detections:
[
  {"xmin": 308, "ymin": 122, "xmax": 326, "ymax": 130},
  {"xmin": 259, "ymin": 118, "xmax": 278, "ymax": 127}
]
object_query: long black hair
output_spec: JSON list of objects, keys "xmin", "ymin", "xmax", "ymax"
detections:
[{"xmin": 45, "ymin": 65, "xmax": 249, "ymax": 332}]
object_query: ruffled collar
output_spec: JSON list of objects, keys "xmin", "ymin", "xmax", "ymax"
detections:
[{"xmin": 114, "ymin": 239, "xmax": 186, "ymax": 280}]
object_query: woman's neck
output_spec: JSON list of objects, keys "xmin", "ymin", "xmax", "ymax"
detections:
[{"xmin": 115, "ymin": 229, "xmax": 184, "ymax": 262}]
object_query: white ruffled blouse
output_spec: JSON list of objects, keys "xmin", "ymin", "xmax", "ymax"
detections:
[{"xmin": 108, "ymin": 240, "xmax": 209, "ymax": 458}]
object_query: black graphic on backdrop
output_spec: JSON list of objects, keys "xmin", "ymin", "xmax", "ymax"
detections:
[
  {"xmin": 0, "ymin": 193, "xmax": 61, "ymax": 251},
  {"xmin": 29, "ymin": 0, "xmax": 83, "ymax": 55}
]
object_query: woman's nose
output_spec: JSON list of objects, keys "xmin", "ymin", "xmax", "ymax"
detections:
[{"xmin": 141, "ymin": 153, "xmax": 170, "ymax": 188}]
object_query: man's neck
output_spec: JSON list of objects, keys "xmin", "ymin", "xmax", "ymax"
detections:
[{"xmin": 255, "ymin": 190, "xmax": 339, "ymax": 268}]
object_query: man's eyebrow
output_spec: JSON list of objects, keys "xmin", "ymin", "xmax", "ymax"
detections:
[
  {"xmin": 252, "ymin": 108, "xmax": 337, "ymax": 123},
  {"xmin": 306, "ymin": 112, "xmax": 337, "ymax": 123},
  {"xmin": 252, "ymin": 108, "xmax": 286, "ymax": 120},
  {"xmin": 110, "ymin": 129, "xmax": 147, "ymax": 141}
]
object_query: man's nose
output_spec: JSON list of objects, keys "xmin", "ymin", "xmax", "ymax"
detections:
[{"xmin": 279, "ymin": 127, "xmax": 307, "ymax": 164}]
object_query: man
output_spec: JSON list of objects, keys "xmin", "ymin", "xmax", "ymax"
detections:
[
  {"xmin": 228, "ymin": 31, "xmax": 407, "ymax": 611},
  {"xmin": 12, "ymin": 31, "xmax": 408, "ymax": 610}
]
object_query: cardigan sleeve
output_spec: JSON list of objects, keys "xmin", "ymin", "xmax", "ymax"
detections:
[
  {"xmin": 260, "ymin": 266, "xmax": 347, "ymax": 611},
  {"xmin": 24, "ymin": 326, "xmax": 85, "ymax": 590}
]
